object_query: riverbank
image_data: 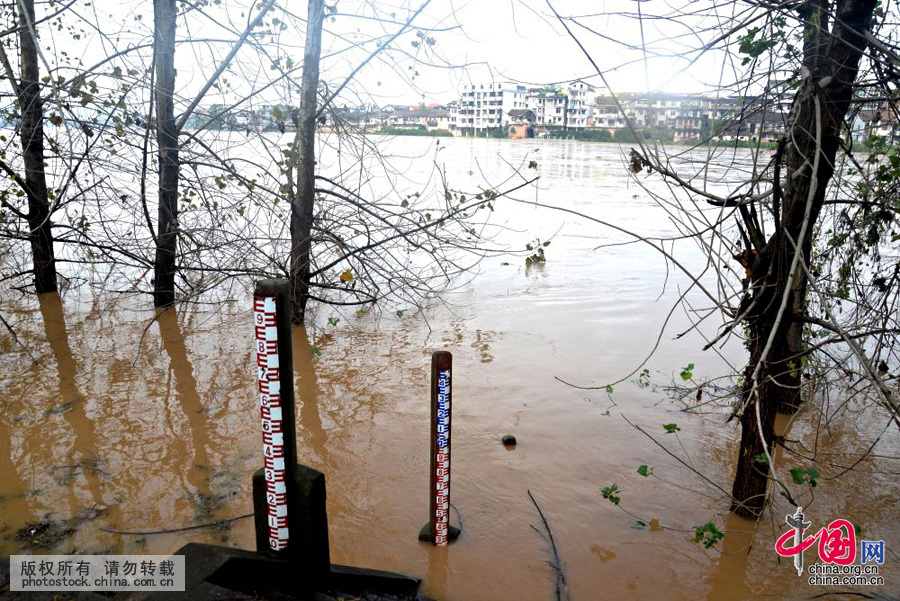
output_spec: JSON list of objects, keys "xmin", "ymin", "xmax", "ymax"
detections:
[{"xmin": 373, "ymin": 127, "xmax": 781, "ymax": 149}]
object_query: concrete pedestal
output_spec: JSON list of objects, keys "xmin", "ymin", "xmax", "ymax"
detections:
[{"xmin": 252, "ymin": 465, "xmax": 330, "ymax": 590}]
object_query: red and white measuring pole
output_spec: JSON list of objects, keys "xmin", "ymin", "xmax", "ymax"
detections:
[
  {"xmin": 419, "ymin": 351, "xmax": 460, "ymax": 545},
  {"xmin": 254, "ymin": 295, "xmax": 289, "ymax": 550},
  {"xmin": 252, "ymin": 280, "xmax": 298, "ymax": 555}
]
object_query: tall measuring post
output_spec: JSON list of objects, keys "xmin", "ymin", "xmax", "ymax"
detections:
[{"xmin": 251, "ymin": 279, "xmax": 330, "ymax": 587}]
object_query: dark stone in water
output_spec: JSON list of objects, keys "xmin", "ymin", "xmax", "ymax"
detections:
[{"xmin": 502, "ymin": 434, "xmax": 517, "ymax": 446}]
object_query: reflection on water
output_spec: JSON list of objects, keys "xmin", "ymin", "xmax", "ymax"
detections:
[
  {"xmin": 156, "ymin": 308, "xmax": 212, "ymax": 503},
  {"xmin": 40, "ymin": 293, "xmax": 105, "ymax": 513},
  {"xmin": 425, "ymin": 546, "xmax": 451, "ymax": 600},
  {"xmin": 293, "ymin": 326, "xmax": 327, "ymax": 462},
  {"xmin": 706, "ymin": 513, "xmax": 755, "ymax": 601},
  {"xmin": 0, "ymin": 370, "xmax": 31, "ymax": 536},
  {"xmin": 0, "ymin": 139, "xmax": 897, "ymax": 599}
]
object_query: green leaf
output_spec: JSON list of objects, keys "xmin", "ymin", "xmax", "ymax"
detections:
[
  {"xmin": 680, "ymin": 363, "xmax": 695, "ymax": 381},
  {"xmin": 789, "ymin": 466, "xmax": 820, "ymax": 487},
  {"xmin": 395, "ymin": 309, "xmax": 405, "ymax": 318},
  {"xmin": 692, "ymin": 521, "xmax": 724, "ymax": 548},
  {"xmin": 637, "ymin": 464, "xmax": 651, "ymax": 477},
  {"xmin": 605, "ymin": 384, "xmax": 614, "ymax": 394},
  {"xmin": 663, "ymin": 423, "xmax": 681, "ymax": 434},
  {"xmin": 310, "ymin": 345, "xmax": 322, "ymax": 357},
  {"xmin": 787, "ymin": 360, "xmax": 800, "ymax": 378},
  {"xmin": 600, "ymin": 484, "xmax": 621, "ymax": 505},
  {"xmin": 753, "ymin": 453, "xmax": 769, "ymax": 466}
]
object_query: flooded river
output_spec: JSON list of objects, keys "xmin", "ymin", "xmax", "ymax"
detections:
[{"xmin": 1, "ymin": 137, "xmax": 897, "ymax": 599}]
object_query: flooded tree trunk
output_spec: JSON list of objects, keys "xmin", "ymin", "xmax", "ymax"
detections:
[
  {"xmin": 153, "ymin": 0, "xmax": 179, "ymax": 307},
  {"xmin": 732, "ymin": 265, "xmax": 796, "ymax": 518},
  {"xmin": 289, "ymin": 0, "xmax": 324, "ymax": 324},
  {"xmin": 18, "ymin": 0, "xmax": 57, "ymax": 294},
  {"xmin": 730, "ymin": 0, "xmax": 877, "ymax": 518}
]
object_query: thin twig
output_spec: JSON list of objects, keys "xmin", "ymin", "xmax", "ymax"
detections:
[
  {"xmin": 0, "ymin": 311, "xmax": 36, "ymax": 361},
  {"xmin": 527, "ymin": 489, "xmax": 570, "ymax": 601},
  {"xmin": 100, "ymin": 512, "xmax": 253, "ymax": 536}
]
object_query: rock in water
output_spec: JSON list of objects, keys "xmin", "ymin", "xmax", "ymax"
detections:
[{"xmin": 502, "ymin": 434, "xmax": 517, "ymax": 447}]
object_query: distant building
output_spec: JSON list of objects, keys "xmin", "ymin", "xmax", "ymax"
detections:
[
  {"xmin": 591, "ymin": 96, "xmax": 627, "ymax": 130},
  {"xmin": 566, "ymin": 80, "xmax": 594, "ymax": 128},
  {"xmin": 454, "ymin": 81, "xmax": 528, "ymax": 135},
  {"xmin": 588, "ymin": 92, "xmax": 781, "ymax": 142},
  {"xmin": 332, "ymin": 105, "xmax": 451, "ymax": 132},
  {"xmin": 507, "ymin": 109, "xmax": 536, "ymax": 139},
  {"xmin": 507, "ymin": 109, "xmax": 536, "ymax": 125},
  {"xmin": 852, "ymin": 106, "xmax": 899, "ymax": 143},
  {"xmin": 523, "ymin": 81, "xmax": 595, "ymax": 129},
  {"xmin": 526, "ymin": 87, "xmax": 568, "ymax": 128},
  {"xmin": 197, "ymin": 82, "xmax": 850, "ymax": 144},
  {"xmin": 718, "ymin": 109, "xmax": 786, "ymax": 142},
  {"xmin": 383, "ymin": 108, "xmax": 450, "ymax": 130}
]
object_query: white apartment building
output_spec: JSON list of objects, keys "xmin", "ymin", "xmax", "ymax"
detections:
[
  {"xmin": 591, "ymin": 93, "xmax": 748, "ymax": 141},
  {"xmin": 527, "ymin": 90, "xmax": 567, "ymax": 127},
  {"xmin": 454, "ymin": 82, "xmax": 527, "ymax": 135},
  {"xmin": 566, "ymin": 80, "xmax": 594, "ymax": 128},
  {"xmin": 525, "ymin": 80, "xmax": 595, "ymax": 129}
]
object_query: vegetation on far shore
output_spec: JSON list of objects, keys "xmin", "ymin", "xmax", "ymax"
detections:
[{"xmin": 376, "ymin": 125, "xmax": 453, "ymax": 137}]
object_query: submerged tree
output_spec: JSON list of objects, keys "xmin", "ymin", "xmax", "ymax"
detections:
[
  {"xmin": 288, "ymin": 0, "xmax": 324, "ymax": 323},
  {"xmin": 151, "ymin": 0, "xmax": 276, "ymax": 307},
  {"xmin": 0, "ymin": 0, "xmax": 59, "ymax": 294},
  {"xmin": 720, "ymin": 0, "xmax": 889, "ymax": 518},
  {"xmin": 548, "ymin": 0, "xmax": 899, "ymax": 519},
  {"xmin": 152, "ymin": 0, "xmax": 178, "ymax": 307},
  {"xmin": 0, "ymin": 0, "xmax": 519, "ymax": 325}
]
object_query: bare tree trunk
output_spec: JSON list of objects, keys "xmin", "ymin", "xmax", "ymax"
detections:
[
  {"xmin": 289, "ymin": 0, "xmax": 325, "ymax": 324},
  {"xmin": 153, "ymin": 0, "xmax": 179, "ymax": 307},
  {"xmin": 730, "ymin": 0, "xmax": 877, "ymax": 518},
  {"xmin": 18, "ymin": 0, "xmax": 57, "ymax": 294}
]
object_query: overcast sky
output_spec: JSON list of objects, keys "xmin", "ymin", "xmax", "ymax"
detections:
[
  {"xmin": 349, "ymin": 0, "xmax": 745, "ymax": 105},
  {"xmin": 35, "ymin": 0, "xmax": 753, "ymax": 111}
]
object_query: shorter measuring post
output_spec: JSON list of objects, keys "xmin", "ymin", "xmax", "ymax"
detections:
[{"xmin": 419, "ymin": 351, "xmax": 460, "ymax": 545}]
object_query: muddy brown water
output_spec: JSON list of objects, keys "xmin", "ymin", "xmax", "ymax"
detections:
[{"xmin": 1, "ymin": 138, "xmax": 898, "ymax": 599}]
